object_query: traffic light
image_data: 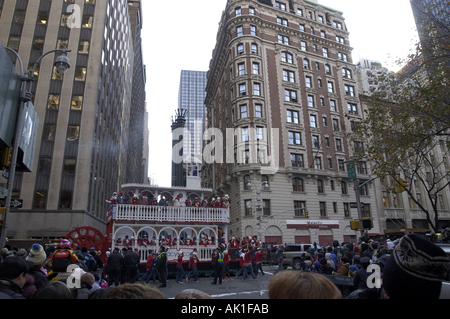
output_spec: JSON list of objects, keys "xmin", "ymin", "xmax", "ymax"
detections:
[
  {"xmin": 0, "ymin": 207, "xmax": 5, "ymax": 222},
  {"xmin": 350, "ymin": 218, "xmax": 373, "ymax": 230},
  {"xmin": 396, "ymin": 179, "xmax": 408, "ymax": 193},
  {"xmin": 350, "ymin": 220, "xmax": 360, "ymax": 230},
  {"xmin": 361, "ymin": 218, "xmax": 373, "ymax": 229},
  {"xmin": 304, "ymin": 210, "xmax": 308, "ymax": 218},
  {"xmin": 1, "ymin": 147, "xmax": 12, "ymax": 168}
]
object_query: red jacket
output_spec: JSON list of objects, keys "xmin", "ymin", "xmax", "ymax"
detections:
[
  {"xmin": 255, "ymin": 252, "xmax": 267, "ymax": 263},
  {"xmin": 177, "ymin": 255, "xmax": 183, "ymax": 266},
  {"xmin": 189, "ymin": 256, "xmax": 199, "ymax": 269},
  {"xmin": 243, "ymin": 248, "xmax": 255, "ymax": 266},
  {"xmin": 146, "ymin": 255, "xmax": 154, "ymax": 271}
]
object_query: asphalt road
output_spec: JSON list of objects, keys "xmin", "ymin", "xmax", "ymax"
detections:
[{"xmin": 151, "ymin": 265, "xmax": 277, "ymax": 299}]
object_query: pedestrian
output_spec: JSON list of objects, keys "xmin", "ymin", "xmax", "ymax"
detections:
[
  {"xmin": 0, "ymin": 257, "xmax": 29, "ymax": 299},
  {"xmin": 333, "ymin": 256, "xmax": 350, "ymax": 276},
  {"xmin": 123, "ymin": 247, "xmax": 140, "ymax": 283},
  {"xmin": 104, "ymin": 282, "xmax": 166, "ymax": 299},
  {"xmin": 382, "ymin": 233, "xmax": 450, "ymax": 299},
  {"xmin": 325, "ymin": 253, "xmax": 336, "ymax": 271},
  {"xmin": 222, "ymin": 250, "xmax": 231, "ymax": 282},
  {"xmin": 27, "ymin": 244, "xmax": 48, "ymax": 290},
  {"xmin": 319, "ymin": 258, "xmax": 334, "ymax": 275},
  {"xmin": 211, "ymin": 247, "xmax": 224, "ymax": 285},
  {"xmin": 32, "ymin": 280, "xmax": 73, "ymax": 299},
  {"xmin": 349, "ymin": 256, "xmax": 377, "ymax": 299},
  {"xmin": 175, "ymin": 250, "xmax": 185, "ymax": 284},
  {"xmin": 274, "ymin": 245, "xmax": 285, "ymax": 274},
  {"xmin": 107, "ymin": 247, "xmax": 123, "ymax": 287},
  {"xmin": 254, "ymin": 247, "xmax": 267, "ymax": 276},
  {"xmin": 156, "ymin": 246, "xmax": 168, "ymax": 288},
  {"xmin": 139, "ymin": 249, "xmax": 155, "ymax": 283},
  {"xmin": 186, "ymin": 251, "xmax": 199, "ymax": 283},
  {"xmin": 268, "ymin": 271, "xmax": 342, "ymax": 299}
]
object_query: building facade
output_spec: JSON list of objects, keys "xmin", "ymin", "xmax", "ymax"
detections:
[
  {"xmin": 202, "ymin": 0, "xmax": 380, "ymax": 245},
  {"xmin": 0, "ymin": 0, "xmax": 147, "ymax": 240}
]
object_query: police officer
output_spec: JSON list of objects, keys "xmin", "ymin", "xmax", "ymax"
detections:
[
  {"xmin": 211, "ymin": 247, "xmax": 225, "ymax": 285},
  {"xmin": 156, "ymin": 245, "xmax": 168, "ymax": 288}
]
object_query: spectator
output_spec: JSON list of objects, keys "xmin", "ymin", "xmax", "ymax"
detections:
[
  {"xmin": 33, "ymin": 281, "xmax": 73, "ymax": 299},
  {"xmin": 334, "ymin": 256, "xmax": 350, "ymax": 276},
  {"xmin": 107, "ymin": 247, "xmax": 123, "ymax": 287},
  {"xmin": 319, "ymin": 258, "xmax": 334, "ymax": 275},
  {"xmin": 104, "ymin": 282, "xmax": 166, "ymax": 299},
  {"xmin": 0, "ymin": 257, "xmax": 29, "ymax": 299},
  {"xmin": 268, "ymin": 271, "xmax": 342, "ymax": 299},
  {"xmin": 175, "ymin": 289, "xmax": 214, "ymax": 299},
  {"xmin": 27, "ymin": 244, "xmax": 48, "ymax": 290},
  {"xmin": 349, "ymin": 256, "xmax": 378, "ymax": 299},
  {"xmin": 383, "ymin": 233, "xmax": 450, "ymax": 299}
]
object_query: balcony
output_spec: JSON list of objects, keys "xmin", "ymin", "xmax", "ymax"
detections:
[{"xmin": 112, "ymin": 204, "xmax": 230, "ymax": 224}]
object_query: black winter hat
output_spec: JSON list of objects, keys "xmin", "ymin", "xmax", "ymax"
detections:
[{"xmin": 383, "ymin": 234, "xmax": 450, "ymax": 299}]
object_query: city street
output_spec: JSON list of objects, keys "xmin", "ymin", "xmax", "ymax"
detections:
[{"xmin": 148, "ymin": 265, "xmax": 277, "ymax": 299}]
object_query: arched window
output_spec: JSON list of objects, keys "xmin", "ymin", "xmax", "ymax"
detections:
[{"xmin": 292, "ymin": 177, "xmax": 304, "ymax": 192}]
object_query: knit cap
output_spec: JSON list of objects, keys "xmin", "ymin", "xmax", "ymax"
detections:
[
  {"xmin": 383, "ymin": 234, "xmax": 450, "ymax": 299},
  {"xmin": 28, "ymin": 244, "xmax": 47, "ymax": 265}
]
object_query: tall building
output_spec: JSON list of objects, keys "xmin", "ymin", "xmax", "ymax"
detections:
[
  {"xmin": 0, "ymin": 0, "xmax": 146, "ymax": 240},
  {"xmin": 202, "ymin": 0, "xmax": 380, "ymax": 244},
  {"xmin": 171, "ymin": 70, "xmax": 207, "ymax": 187}
]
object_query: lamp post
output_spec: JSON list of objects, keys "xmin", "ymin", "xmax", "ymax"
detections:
[
  {"xmin": 0, "ymin": 48, "xmax": 71, "ymax": 249},
  {"xmin": 246, "ymin": 180, "xmax": 269, "ymax": 237}
]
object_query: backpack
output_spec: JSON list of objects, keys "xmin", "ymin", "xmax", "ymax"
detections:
[{"xmin": 52, "ymin": 249, "xmax": 75, "ymax": 272}]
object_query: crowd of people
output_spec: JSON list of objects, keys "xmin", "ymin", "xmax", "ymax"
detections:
[{"xmin": 0, "ymin": 232, "xmax": 449, "ymax": 299}]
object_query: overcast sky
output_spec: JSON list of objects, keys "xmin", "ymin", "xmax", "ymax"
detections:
[{"xmin": 140, "ymin": 0, "xmax": 419, "ymax": 187}]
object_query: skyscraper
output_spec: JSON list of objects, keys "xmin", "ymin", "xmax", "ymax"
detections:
[
  {"xmin": 171, "ymin": 70, "xmax": 207, "ymax": 187},
  {"xmin": 0, "ymin": 0, "xmax": 147, "ymax": 239},
  {"xmin": 203, "ymin": 0, "xmax": 379, "ymax": 244}
]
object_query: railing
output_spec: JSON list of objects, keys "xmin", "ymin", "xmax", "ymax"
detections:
[{"xmin": 112, "ymin": 204, "xmax": 230, "ymax": 224}]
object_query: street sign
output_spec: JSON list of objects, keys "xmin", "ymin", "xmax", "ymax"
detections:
[
  {"xmin": 0, "ymin": 185, "xmax": 7, "ymax": 196},
  {"xmin": 350, "ymin": 202, "xmax": 364, "ymax": 209},
  {"xmin": 10, "ymin": 199, "xmax": 22, "ymax": 208},
  {"xmin": 347, "ymin": 162, "xmax": 356, "ymax": 181}
]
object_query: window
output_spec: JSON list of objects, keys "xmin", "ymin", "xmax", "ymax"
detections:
[
  {"xmin": 245, "ymin": 199, "xmax": 252, "ymax": 215},
  {"xmin": 275, "ymin": 1, "xmax": 286, "ymax": 11},
  {"xmin": 283, "ymin": 70, "xmax": 295, "ymax": 82},
  {"xmin": 347, "ymin": 102, "xmax": 358, "ymax": 114},
  {"xmin": 78, "ymin": 41, "xmax": 89, "ymax": 54},
  {"xmin": 330, "ymin": 100, "xmax": 337, "ymax": 112},
  {"xmin": 342, "ymin": 68, "xmax": 352, "ymax": 79},
  {"xmin": 235, "ymin": 7, "xmax": 241, "ymax": 16},
  {"xmin": 256, "ymin": 126, "xmax": 263, "ymax": 140},
  {"xmin": 323, "ymin": 117, "xmax": 328, "ymax": 127},
  {"xmin": 252, "ymin": 62, "xmax": 259, "ymax": 75},
  {"xmin": 251, "ymin": 43, "xmax": 258, "ymax": 53},
  {"xmin": 294, "ymin": 201, "xmax": 306, "ymax": 216},
  {"xmin": 291, "ymin": 154, "xmax": 304, "ymax": 168},
  {"xmin": 242, "ymin": 127, "xmax": 249, "ymax": 142},
  {"xmin": 71, "ymin": 96, "xmax": 83, "ymax": 110},
  {"xmin": 303, "ymin": 58, "xmax": 310, "ymax": 69},
  {"xmin": 281, "ymin": 51, "xmax": 293, "ymax": 63},
  {"xmin": 263, "ymin": 199, "xmax": 271, "ymax": 216},
  {"xmin": 292, "ymin": 178, "xmax": 304, "ymax": 192},
  {"xmin": 299, "ymin": 24, "xmax": 305, "ymax": 32},
  {"xmin": 301, "ymin": 41, "xmax": 307, "ymax": 51},
  {"xmin": 334, "ymin": 21, "xmax": 343, "ymax": 29},
  {"xmin": 237, "ymin": 26, "xmax": 243, "ymax": 36},
  {"xmin": 237, "ymin": 43, "xmax": 244, "ymax": 54},
  {"xmin": 289, "ymin": 131, "xmax": 302, "ymax": 145},
  {"xmin": 317, "ymin": 79, "xmax": 322, "ymax": 88},
  {"xmin": 305, "ymin": 76, "xmax": 312, "ymax": 88},
  {"xmin": 312, "ymin": 135, "xmax": 320, "ymax": 148},
  {"xmin": 81, "ymin": 15, "xmax": 93, "ymax": 28},
  {"xmin": 338, "ymin": 159, "xmax": 345, "ymax": 171},
  {"xmin": 278, "ymin": 34, "xmax": 289, "ymax": 45},
  {"xmin": 254, "ymin": 83, "xmax": 261, "ymax": 96},
  {"xmin": 357, "ymin": 161, "xmax": 367, "ymax": 174},
  {"xmin": 63, "ymin": 159, "xmax": 76, "ymax": 174},
  {"xmin": 239, "ymin": 83, "xmax": 246, "ymax": 95},
  {"xmin": 240, "ymin": 105, "xmax": 248, "ymax": 118},
  {"xmin": 344, "ymin": 203, "xmax": 350, "ymax": 217},
  {"xmin": 74, "ymin": 67, "xmax": 87, "ymax": 81},
  {"xmin": 238, "ymin": 63, "xmax": 245, "ymax": 75},
  {"xmin": 341, "ymin": 181, "xmax": 348, "ymax": 194},
  {"xmin": 32, "ymin": 38, "xmax": 45, "ymax": 51},
  {"xmin": 38, "ymin": 158, "xmax": 51, "ymax": 174},
  {"xmin": 336, "ymin": 35, "xmax": 345, "ymax": 44},
  {"xmin": 325, "ymin": 64, "xmax": 331, "ymax": 74},
  {"xmin": 320, "ymin": 30, "xmax": 326, "ymax": 38},
  {"xmin": 307, "ymin": 95, "xmax": 315, "ymax": 107},
  {"xmin": 332, "ymin": 118, "xmax": 340, "ymax": 131},
  {"xmin": 244, "ymin": 175, "xmax": 251, "ymax": 190},
  {"xmin": 328, "ymin": 158, "xmax": 333, "ymax": 169},
  {"xmin": 336, "ymin": 138, "xmax": 343, "ymax": 152},
  {"xmin": 277, "ymin": 17, "xmax": 288, "ymax": 26},
  {"xmin": 287, "ymin": 110, "xmax": 299, "ymax": 123},
  {"xmin": 255, "ymin": 104, "xmax": 262, "ymax": 117},
  {"xmin": 338, "ymin": 52, "xmax": 348, "ymax": 62},
  {"xmin": 317, "ymin": 179, "xmax": 324, "ymax": 193},
  {"xmin": 47, "ymin": 95, "xmax": 60, "ymax": 109},
  {"xmin": 249, "ymin": 7, "xmax": 255, "ymax": 15},
  {"xmin": 285, "ymin": 89, "xmax": 297, "ymax": 102},
  {"xmin": 250, "ymin": 25, "xmax": 256, "ymax": 36},
  {"xmin": 345, "ymin": 85, "xmax": 355, "ymax": 96},
  {"xmin": 327, "ymin": 81, "xmax": 334, "ymax": 93},
  {"xmin": 320, "ymin": 202, "xmax": 327, "ymax": 216},
  {"xmin": 314, "ymin": 157, "xmax": 322, "ymax": 169},
  {"xmin": 297, "ymin": 8, "xmax": 303, "ymax": 16},
  {"xmin": 310, "ymin": 114, "xmax": 317, "ymax": 128},
  {"xmin": 67, "ymin": 126, "xmax": 80, "ymax": 141},
  {"xmin": 43, "ymin": 125, "xmax": 56, "ymax": 141},
  {"xmin": 322, "ymin": 48, "xmax": 328, "ymax": 57}
]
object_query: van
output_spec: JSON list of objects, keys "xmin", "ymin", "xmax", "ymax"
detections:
[{"xmin": 283, "ymin": 243, "xmax": 321, "ymax": 270}]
